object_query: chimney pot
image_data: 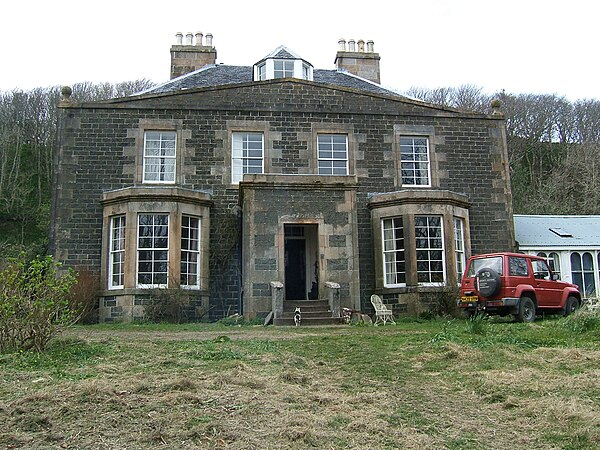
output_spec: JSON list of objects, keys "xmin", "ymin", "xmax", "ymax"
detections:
[
  {"xmin": 176, "ymin": 32, "xmax": 183, "ymax": 45},
  {"xmin": 348, "ymin": 39, "xmax": 356, "ymax": 52},
  {"xmin": 195, "ymin": 32, "xmax": 203, "ymax": 46},
  {"xmin": 366, "ymin": 40, "xmax": 374, "ymax": 52},
  {"xmin": 357, "ymin": 39, "xmax": 365, "ymax": 52},
  {"xmin": 338, "ymin": 38, "xmax": 346, "ymax": 51},
  {"xmin": 185, "ymin": 32, "xmax": 193, "ymax": 45},
  {"xmin": 205, "ymin": 33, "xmax": 213, "ymax": 47}
]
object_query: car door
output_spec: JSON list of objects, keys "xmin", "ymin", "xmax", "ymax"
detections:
[{"xmin": 531, "ymin": 259, "xmax": 562, "ymax": 307}]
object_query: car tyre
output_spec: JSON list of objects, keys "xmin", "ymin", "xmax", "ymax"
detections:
[
  {"xmin": 515, "ymin": 297, "xmax": 536, "ymax": 323},
  {"xmin": 563, "ymin": 296, "xmax": 580, "ymax": 316}
]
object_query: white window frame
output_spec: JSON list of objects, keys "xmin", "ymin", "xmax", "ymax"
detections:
[
  {"xmin": 382, "ymin": 217, "xmax": 406, "ymax": 287},
  {"xmin": 273, "ymin": 60, "xmax": 294, "ymax": 78},
  {"xmin": 537, "ymin": 251, "xmax": 561, "ymax": 279},
  {"xmin": 571, "ymin": 251, "xmax": 596, "ymax": 298},
  {"xmin": 400, "ymin": 136, "xmax": 431, "ymax": 187},
  {"xmin": 415, "ymin": 215, "xmax": 446, "ymax": 285},
  {"xmin": 454, "ymin": 217, "xmax": 466, "ymax": 284},
  {"xmin": 181, "ymin": 215, "xmax": 201, "ymax": 289},
  {"xmin": 108, "ymin": 215, "xmax": 126, "ymax": 289},
  {"xmin": 317, "ymin": 134, "xmax": 348, "ymax": 175},
  {"xmin": 142, "ymin": 131, "xmax": 176, "ymax": 184},
  {"xmin": 137, "ymin": 214, "xmax": 169, "ymax": 288},
  {"xmin": 302, "ymin": 63, "xmax": 310, "ymax": 80},
  {"xmin": 232, "ymin": 132, "xmax": 264, "ymax": 184},
  {"xmin": 257, "ymin": 63, "xmax": 267, "ymax": 81}
]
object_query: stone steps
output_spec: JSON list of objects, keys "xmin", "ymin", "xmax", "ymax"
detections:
[{"xmin": 273, "ymin": 299, "xmax": 342, "ymax": 326}]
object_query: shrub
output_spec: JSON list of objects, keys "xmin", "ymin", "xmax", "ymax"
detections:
[
  {"xmin": 143, "ymin": 288, "xmax": 191, "ymax": 323},
  {"xmin": 70, "ymin": 267, "xmax": 101, "ymax": 324},
  {"xmin": 465, "ymin": 313, "xmax": 488, "ymax": 335},
  {"xmin": 560, "ymin": 308, "xmax": 600, "ymax": 333},
  {"xmin": 0, "ymin": 254, "xmax": 78, "ymax": 352}
]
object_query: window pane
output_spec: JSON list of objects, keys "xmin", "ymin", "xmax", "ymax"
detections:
[
  {"xmin": 109, "ymin": 216, "xmax": 126, "ymax": 288},
  {"xmin": 137, "ymin": 214, "xmax": 169, "ymax": 287},
  {"xmin": 318, "ymin": 134, "xmax": 348, "ymax": 175},
  {"xmin": 181, "ymin": 215, "xmax": 201, "ymax": 287},
  {"xmin": 509, "ymin": 257, "xmax": 529, "ymax": 276},
  {"xmin": 382, "ymin": 218, "xmax": 405, "ymax": 286},
  {"xmin": 232, "ymin": 132, "xmax": 264, "ymax": 184},
  {"xmin": 415, "ymin": 216, "xmax": 445, "ymax": 284},
  {"xmin": 400, "ymin": 136, "xmax": 430, "ymax": 186},
  {"xmin": 143, "ymin": 131, "xmax": 176, "ymax": 184}
]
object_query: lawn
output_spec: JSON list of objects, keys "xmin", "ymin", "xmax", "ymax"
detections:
[{"xmin": 1, "ymin": 315, "xmax": 599, "ymax": 449}]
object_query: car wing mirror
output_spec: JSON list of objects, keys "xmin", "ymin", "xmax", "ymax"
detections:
[{"xmin": 551, "ymin": 273, "xmax": 559, "ymax": 281}]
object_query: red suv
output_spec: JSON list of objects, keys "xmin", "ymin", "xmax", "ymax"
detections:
[{"xmin": 459, "ymin": 252, "xmax": 581, "ymax": 322}]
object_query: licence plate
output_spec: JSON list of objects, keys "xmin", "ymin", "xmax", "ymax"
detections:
[{"xmin": 461, "ymin": 296, "xmax": 478, "ymax": 303}]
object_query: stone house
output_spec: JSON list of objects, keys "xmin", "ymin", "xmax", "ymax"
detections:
[{"xmin": 50, "ymin": 32, "xmax": 515, "ymax": 322}]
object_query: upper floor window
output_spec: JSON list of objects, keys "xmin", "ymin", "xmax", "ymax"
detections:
[
  {"xmin": 232, "ymin": 132, "xmax": 264, "ymax": 184},
  {"xmin": 400, "ymin": 136, "xmax": 430, "ymax": 187},
  {"xmin": 317, "ymin": 134, "xmax": 348, "ymax": 175},
  {"xmin": 253, "ymin": 47, "xmax": 314, "ymax": 81},
  {"xmin": 143, "ymin": 131, "xmax": 176, "ymax": 183},
  {"xmin": 257, "ymin": 63, "xmax": 267, "ymax": 81},
  {"xmin": 302, "ymin": 64, "xmax": 310, "ymax": 80},
  {"xmin": 274, "ymin": 60, "xmax": 294, "ymax": 78}
]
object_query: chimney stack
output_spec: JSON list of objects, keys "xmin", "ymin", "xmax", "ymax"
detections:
[
  {"xmin": 170, "ymin": 30, "xmax": 217, "ymax": 79},
  {"xmin": 334, "ymin": 37, "xmax": 381, "ymax": 84}
]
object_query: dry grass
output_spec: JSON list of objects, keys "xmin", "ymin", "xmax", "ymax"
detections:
[{"xmin": 0, "ymin": 320, "xmax": 599, "ymax": 449}]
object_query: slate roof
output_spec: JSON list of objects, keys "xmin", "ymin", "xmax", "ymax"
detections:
[
  {"xmin": 142, "ymin": 64, "xmax": 403, "ymax": 98},
  {"xmin": 514, "ymin": 215, "xmax": 600, "ymax": 248}
]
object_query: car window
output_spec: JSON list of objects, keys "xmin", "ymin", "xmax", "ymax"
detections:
[
  {"xmin": 467, "ymin": 256, "xmax": 503, "ymax": 277},
  {"xmin": 509, "ymin": 257, "xmax": 529, "ymax": 276},
  {"xmin": 532, "ymin": 259, "xmax": 550, "ymax": 280}
]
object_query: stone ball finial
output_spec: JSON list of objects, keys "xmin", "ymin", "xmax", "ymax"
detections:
[
  {"xmin": 61, "ymin": 86, "xmax": 73, "ymax": 101},
  {"xmin": 491, "ymin": 98, "xmax": 502, "ymax": 116}
]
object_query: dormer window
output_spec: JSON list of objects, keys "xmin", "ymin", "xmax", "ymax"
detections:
[
  {"xmin": 257, "ymin": 63, "xmax": 267, "ymax": 81},
  {"xmin": 253, "ymin": 46, "xmax": 313, "ymax": 81},
  {"xmin": 274, "ymin": 60, "xmax": 294, "ymax": 78}
]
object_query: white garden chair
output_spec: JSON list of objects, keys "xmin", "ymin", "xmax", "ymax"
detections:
[{"xmin": 370, "ymin": 294, "xmax": 396, "ymax": 325}]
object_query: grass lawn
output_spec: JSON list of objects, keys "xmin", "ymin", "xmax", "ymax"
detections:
[{"xmin": 1, "ymin": 315, "xmax": 599, "ymax": 449}]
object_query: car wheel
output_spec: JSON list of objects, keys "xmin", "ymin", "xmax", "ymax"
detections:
[
  {"xmin": 563, "ymin": 296, "xmax": 580, "ymax": 316},
  {"xmin": 515, "ymin": 297, "xmax": 536, "ymax": 323},
  {"xmin": 476, "ymin": 268, "xmax": 501, "ymax": 297}
]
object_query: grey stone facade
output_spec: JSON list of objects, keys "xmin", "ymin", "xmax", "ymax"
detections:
[{"xmin": 50, "ymin": 44, "xmax": 514, "ymax": 322}]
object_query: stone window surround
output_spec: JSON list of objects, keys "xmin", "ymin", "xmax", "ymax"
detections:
[
  {"xmin": 308, "ymin": 123, "xmax": 357, "ymax": 175},
  {"xmin": 369, "ymin": 189, "xmax": 471, "ymax": 292},
  {"xmin": 131, "ymin": 119, "xmax": 187, "ymax": 186},
  {"xmin": 394, "ymin": 124, "xmax": 441, "ymax": 189},
  {"xmin": 100, "ymin": 187, "xmax": 212, "ymax": 295},
  {"xmin": 222, "ymin": 120, "xmax": 276, "ymax": 186}
]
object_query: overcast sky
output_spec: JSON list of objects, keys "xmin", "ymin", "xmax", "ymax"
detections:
[{"xmin": 1, "ymin": 0, "xmax": 598, "ymax": 100}]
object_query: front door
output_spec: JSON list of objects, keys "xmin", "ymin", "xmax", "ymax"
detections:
[{"xmin": 285, "ymin": 238, "xmax": 306, "ymax": 300}]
